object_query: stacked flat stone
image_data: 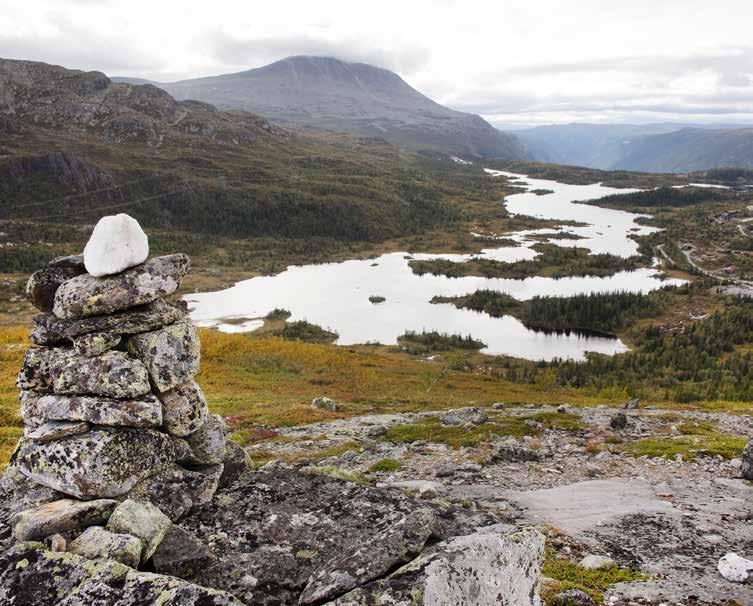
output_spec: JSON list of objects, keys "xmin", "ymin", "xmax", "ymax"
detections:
[{"xmin": 3, "ymin": 214, "xmax": 249, "ymax": 569}]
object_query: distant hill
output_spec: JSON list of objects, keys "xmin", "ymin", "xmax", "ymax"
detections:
[
  {"xmin": 614, "ymin": 127, "xmax": 753, "ymax": 173},
  {"xmin": 516, "ymin": 123, "xmax": 753, "ymax": 173},
  {"xmin": 144, "ymin": 55, "xmax": 528, "ymax": 160},
  {"xmin": 516, "ymin": 124, "xmax": 686, "ymax": 169}
]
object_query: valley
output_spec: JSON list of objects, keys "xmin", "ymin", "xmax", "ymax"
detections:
[{"xmin": 2, "ymin": 54, "xmax": 753, "ymax": 606}]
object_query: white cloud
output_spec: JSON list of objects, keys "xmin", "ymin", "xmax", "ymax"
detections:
[{"xmin": 1, "ymin": 0, "xmax": 752, "ymax": 126}]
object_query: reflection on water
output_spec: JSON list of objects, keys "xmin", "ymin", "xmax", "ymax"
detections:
[{"xmin": 186, "ymin": 172, "xmax": 683, "ymax": 361}]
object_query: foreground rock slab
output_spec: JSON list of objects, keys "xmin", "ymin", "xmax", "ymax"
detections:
[
  {"xmin": 177, "ymin": 468, "xmax": 501, "ymax": 605},
  {"xmin": 53, "ymin": 253, "xmax": 190, "ymax": 318},
  {"xmin": 16, "ymin": 428, "xmax": 176, "ymax": 498},
  {"xmin": 502, "ymin": 478, "xmax": 675, "ymax": 534},
  {"xmin": 332, "ymin": 526, "xmax": 545, "ymax": 606},
  {"xmin": 0, "ymin": 542, "xmax": 245, "ymax": 605}
]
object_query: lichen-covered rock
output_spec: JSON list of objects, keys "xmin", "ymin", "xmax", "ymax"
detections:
[
  {"xmin": 299, "ymin": 508, "xmax": 438, "ymax": 605},
  {"xmin": 127, "ymin": 320, "xmax": 200, "ymax": 392},
  {"xmin": 17, "ymin": 348, "xmax": 151, "ymax": 399},
  {"xmin": 26, "ymin": 393, "xmax": 162, "ymax": 428},
  {"xmin": 69, "ymin": 526, "xmax": 143, "ymax": 568},
  {"xmin": 741, "ymin": 438, "xmax": 752, "ymax": 480},
  {"xmin": 106, "ymin": 499, "xmax": 172, "ymax": 561},
  {"xmin": 73, "ymin": 332, "xmax": 121, "ymax": 356},
  {"xmin": 440, "ymin": 406, "xmax": 488, "ymax": 426},
  {"xmin": 218, "ymin": 439, "xmax": 251, "ymax": 489},
  {"xmin": 332, "ymin": 526, "xmax": 545, "ymax": 606},
  {"xmin": 158, "ymin": 380, "xmax": 208, "ymax": 437},
  {"xmin": 0, "ymin": 542, "xmax": 245, "ymax": 605},
  {"xmin": 490, "ymin": 438, "xmax": 542, "ymax": 463},
  {"xmin": 30, "ymin": 299, "xmax": 186, "ymax": 346},
  {"xmin": 19, "ymin": 391, "xmax": 45, "ymax": 428},
  {"xmin": 152, "ymin": 525, "xmax": 213, "ymax": 577},
  {"xmin": 26, "ymin": 260, "xmax": 86, "ymax": 312},
  {"xmin": 53, "ymin": 253, "xmax": 190, "ymax": 319},
  {"xmin": 185, "ymin": 414, "xmax": 226, "ymax": 465},
  {"xmin": 177, "ymin": 468, "xmax": 500, "ymax": 605},
  {"xmin": 11, "ymin": 498, "xmax": 117, "ymax": 541},
  {"xmin": 83, "ymin": 214, "xmax": 149, "ymax": 277},
  {"xmin": 24, "ymin": 420, "xmax": 89, "ymax": 443},
  {"xmin": 128, "ymin": 464, "xmax": 223, "ymax": 521},
  {"xmin": 16, "ymin": 428, "xmax": 176, "ymax": 498}
]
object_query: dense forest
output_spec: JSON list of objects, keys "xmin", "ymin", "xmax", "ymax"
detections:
[
  {"xmin": 495, "ymin": 297, "xmax": 753, "ymax": 402},
  {"xmin": 410, "ymin": 244, "xmax": 644, "ymax": 280},
  {"xmin": 586, "ymin": 186, "xmax": 735, "ymax": 209},
  {"xmin": 434, "ymin": 289, "xmax": 666, "ymax": 334}
]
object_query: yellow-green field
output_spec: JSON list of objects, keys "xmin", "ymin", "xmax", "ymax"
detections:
[{"xmin": 2, "ymin": 326, "xmax": 752, "ymax": 468}]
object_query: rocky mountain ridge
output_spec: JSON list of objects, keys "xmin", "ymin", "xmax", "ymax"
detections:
[
  {"xmin": 119, "ymin": 55, "xmax": 529, "ymax": 160},
  {"xmin": 0, "ymin": 58, "xmax": 284, "ymax": 146}
]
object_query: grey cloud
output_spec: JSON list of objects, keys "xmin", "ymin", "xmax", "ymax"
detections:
[
  {"xmin": 200, "ymin": 31, "xmax": 430, "ymax": 76},
  {"xmin": 500, "ymin": 47, "xmax": 753, "ymax": 88},
  {"xmin": 0, "ymin": 16, "xmax": 161, "ymax": 75}
]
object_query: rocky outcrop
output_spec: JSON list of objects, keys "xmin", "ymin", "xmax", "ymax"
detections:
[{"xmin": 332, "ymin": 526, "xmax": 545, "ymax": 605}]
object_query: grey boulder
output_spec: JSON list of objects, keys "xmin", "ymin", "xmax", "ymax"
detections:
[
  {"xmin": 440, "ymin": 406, "xmax": 488, "ymax": 426},
  {"xmin": 185, "ymin": 414, "xmax": 226, "ymax": 465},
  {"xmin": 489, "ymin": 438, "xmax": 542, "ymax": 463},
  {"xmin": 16, "ymin": 428, "xmax": 176, "ymax": 499},
  {"xmin": 68, "ymin": 526, "xmax": 143, "ymax": 568},
  {"xmin": 127, "ymin": 320, "xmax": 200, "ymax": 392},
  {"xmin": 332, "ymin": 526, "xmax": 545, "ymax": 606},
  {"xmin": 0, "ymin": 542, "xmax": 245, "ymax": 605},
  {"xmin": 11, "ymin": 498, "xmax": 117, "ymax": 541},
  {"xmin": 17, "ymin": 348, "xmax": 151, "ymax": 399},
  {"xmin": 158, "ymin": 379, "xmax": 208, "ymax": 437},
  {"xmin": 26, "ymin": 393, "xmax": 162, "ymax": 429},
  {"xmin": 52, "ymin": 253, "xmax": 190, "ymax": 319},
  {"xmin": 106, "ymin": 499, "xmax": 172, "ymax": 561}
]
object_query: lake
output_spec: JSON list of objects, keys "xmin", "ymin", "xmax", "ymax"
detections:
[{"xmin": 185, "ymin": 171, "xmax": 683, "ymax": 361}]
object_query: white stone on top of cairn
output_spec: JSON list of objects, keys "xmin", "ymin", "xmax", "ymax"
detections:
[{"xmin": 83, "ymin": 214, "xmax": 149, "ymax": 277}]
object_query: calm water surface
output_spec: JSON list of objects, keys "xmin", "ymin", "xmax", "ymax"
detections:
[{"xmin": 186, "ymin": 172, "xmax": 683, "ymax": 361}]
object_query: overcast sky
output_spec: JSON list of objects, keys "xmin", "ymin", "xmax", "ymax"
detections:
[{"xmin": 2, "ymin": 0, "xmax": 753, "ymax": 128}]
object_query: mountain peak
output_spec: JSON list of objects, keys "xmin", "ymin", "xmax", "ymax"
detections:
[{"xmin": 154, "ymin": 56, "xmax": 527, "ymax": 159}]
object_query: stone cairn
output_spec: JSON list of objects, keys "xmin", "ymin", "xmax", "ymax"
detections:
[{"xmin": 3, "ymin": 214, "xmax": 248, "ymax": 569}]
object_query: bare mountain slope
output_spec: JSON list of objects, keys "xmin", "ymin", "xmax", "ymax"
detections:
[{"xmin": 141, "ymin": 55, "xmax": 528, "ymax": 160}]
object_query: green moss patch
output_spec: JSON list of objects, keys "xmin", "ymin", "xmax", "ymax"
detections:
[
  {"xmin": 383, "ymin": 415, "xmax": 537, "ymax": 448},
  {"xmin": 369, "ymin": 457, "xmax": 403, "ymax": 472},
  {"xmin": 622, "ymin": 433, "xmax": 746, "ymax": 460},
  {"xmin": 542, "ymin": 555, "xmax": 645, "ymax": 604}
]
